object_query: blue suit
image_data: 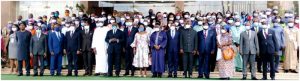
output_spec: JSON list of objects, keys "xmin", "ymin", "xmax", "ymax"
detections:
[
  {"xmin": 123, "ymin": 26, "xmax": 138, "ymax": 75},
  {"xmin": 16, "ymin": 31, "xmax": 31, "ymax": 75},
  {"xmin": 166, "ymin": 29, "xmax": 180, "ymax": 76},
  {"xmin": 64, "ymin": 28, "xmax": 81, "ymax": 75},
  {"xmin": 48, "ymin": 31, "xmax": 64, "ymax": 76},
  {"xmin": 197, "ymin": 29, "xmax": 216, "ymax": 77},
  {"xmin": 257, "ymin": 28, "xmax": 279, "ymax": 79}
]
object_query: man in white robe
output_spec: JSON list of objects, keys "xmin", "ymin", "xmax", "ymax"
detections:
[{"xmin": 92, "ymin": 20, "xmax": 111, "ymax": 75}]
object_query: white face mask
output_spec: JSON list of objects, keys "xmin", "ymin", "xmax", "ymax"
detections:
[
  {"xmin": 266, "ymin": 12, "xmax": 271, "ymax": 15},
  {"xmin": 190, "ymin": 17, "xmax": 195, "ymax": 20},
  {"xmin": 65, "ymin": 24, "xmax": 70, "ymax": 27},
  {"xmin": 121, "ymin": 18, "xmax": 125, "ymax": 21},
  {"xmin": 235, "ymin": 22, "xmax": 241, "ymax": 26},
  {"xmin": 262, "ymin": 25, "xmax": 268, "ymax": 29},
  {"xmin": 107, "ymin": 16, "xmax": 112, "ymax": 19},
  {"xmin": 110, "ymin": 20, "xmax": 115, "ymax": 23},
  {"xmin": 175, "ymin": 22, "xmax": 179, "ymax": 26},
  {"xmin": 37, "ymin": 23, "xmax": 42, "ymax": 26},
  {"xmin": 185, "ymin": 25, "xmax": 191, "ymax": 29},
  {"xmin": 170, "ymin": 26, "xmax": 175, "ymax": 30},
  {"xmin": 126, "ymin": 22, "xmax": 132, "ymax": 26},
  {"xmin": 179, "ymin": 20, "xmax": 184, "ymax": 23},
  {"xmin": 228, "ymin": 20, "xmax": 233, "ymax": 23},
  {"xmin": 203, "ymin": 26, "xmax": 209, "ymax": 30},
  {"xmin": 288, "ymin": 23, "xmax": 294, "ymax": 27},
  {"xmin": 295, "ymin": 20, "xmax": 299, "ymax": 24},
  {"xmin": 75, "ymin": 21, "xmax": 79, "ymax": 25},
  {"xmin": 12, "ymin": 27, "xmax": 17, "ymax": 31},
  {"xmin": 143, "ymin": 22, "xmax": 148, "ymax": 25},
  {"xmin": 198, "ymin": 21, "xmax": 203, "ymax": 25},
  {"xmin": 71, "ymin": 17, "xmax": 75, "ymax": 20},
  {"xmin": 96, "ymin": 23, "xmax": 103, "ymax": 27},
  {"xmin": 84, "ymin": 26, "xmax": 89, "ymax": 29},
  {"xmin": 245, "ymin": 26, "xmax": 251, "ymax": 30},
  {"xmin": 153, "ymin": 28, "xmax": 160, "ymax": 31},
  {"xmin": 226, "ymin": 14, "xmax": 230, "ymax": 17},
  {"xmin": 176, "ymin": 16, "xmax": 180, "ymax": 19},
  {"xmin": 221, "ymin": 29, "xmax": 226, "ymax": 33},
  {"xmin": 28, "ymin": 26, "xmax": 33, "ymax": 30},
  {"xmin": 61, "ymin": 22, "xmax": 65, "ymax": 25},
  {"xmin": 69, "ymin": 26, "xmax": 75, "ymax": 31}
]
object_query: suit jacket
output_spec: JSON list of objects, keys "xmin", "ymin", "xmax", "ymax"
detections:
[
  {"xmin": 197, "ymin": 29, "xmax": 216, "ymax": 54},
  {"xmin": 81, "ymin": 29, "xmax": 94, "ymax": 51},
  {"xmin": 180, "ymin": 28, "xmax": 198, "ymax": 52},
  {"xmin": 257, "ymin": 28, "xmax": 279, "ymax": 54},
  {"xmin": 30, "ymin": 33, "xmax": 47, "ymax": 55},
  {"xmin": 166, "ymin": 29, "xmax": 180, "ymax": 52},
  {"xmin": 123, "ymin": 26, "xmax": 138, "ymax": 48},
  {"xmin": 65, "ymin": 28, "xmax": 81, "ymax": 52},
  {"xmin": 48, "ymin": 31, "xmax": 65, "ymax": 54},
  {"xmin": 239, "ymin": 30, "xmax": 260, "ymax": 55},
  {"xmin": 105, "ymin": 29, "xmax": 124, "ymax": 54}
]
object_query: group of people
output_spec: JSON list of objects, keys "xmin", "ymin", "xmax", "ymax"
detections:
[{"xmin": 1, "ymin": 6, "xmax": 299, "ymax": 80}]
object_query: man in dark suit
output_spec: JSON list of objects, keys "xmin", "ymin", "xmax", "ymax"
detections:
[
  {"xmin": 81, "ymin": 20, "xmax": 94, "ymax": 76},
  {"xmin": 65, "ymin": 21, "xmax": 82, "ymax": 76},
  {"xmin": 48, "ymin": 24, "xmax": 65, "ymax": 76},
  {"xmin": 105, "ymin": 23, "xmax": 124, "ymax": 77},
  {"xmin": 197, "ymin": 23, "xmax": 216, "ymax": 79},
  {"xmin": 257, "ymin": 22, "xmax": 279, "ymax": 80},
  {"xmin": 30, "ymin": 27, "xmax": 47, "ymax": 76},
  {"xmin": 180, "ymin": 19, "xmax": 198, "ymax": 78},
  {"xmin": 16, "ymin": 23, "xmax": 32, "ymax": 76},
  {"xmin": 123, "ymin": 19, "xmax": 138, "ymax": 76},
  {"xmin": 166, "ymin": 23, "xmax": 180, "ymax": 78}
]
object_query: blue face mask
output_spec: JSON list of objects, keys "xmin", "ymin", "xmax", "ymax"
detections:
[
  {"xmin": 138, "ymin": 27, "xmax": 144, "ymax": 32},
  {"xmin": 54, "ymin": 13, "xmax": 59, "ymax": 17},
  {"xmin": 54, "ymin": 27, "xmax": 60, "ymax": 31},
  {"xmin": 112, "ymin": 26, "xmax": 117, "ymax": 30}
]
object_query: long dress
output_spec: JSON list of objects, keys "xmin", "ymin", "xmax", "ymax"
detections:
[
  {"xmin": 283, "ymin": 27, "xmax": 300, "ymax": 70},
  {"xmin": 92, "ymin": 26, "xmax": 110, "ymax": 73},
  {"xmin": 217, "ymin": 33, "xmax": 235, "ymax": 78},
  {"xmin": 8, "ymin": 33, "xmax": 18, "ymax": 59},
  {"xmin": 131, "ymin": 32, "xmax": 150, "ymax": 68},
  {"xmin": 230, "ymin": 26, "xmax": 245, "ymax": 71},
  {"xmin": 150, "ymin": 31, "xmax": 167, "ymax": 73}
]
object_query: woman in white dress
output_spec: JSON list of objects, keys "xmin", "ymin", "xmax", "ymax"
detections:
[
  {"xmin": 92, "ymin": 21, "xmax": 111, "ymax": 76},
  {"xmin": 131, "ymin": 24, "xmax": 150, "ymax": 77}
]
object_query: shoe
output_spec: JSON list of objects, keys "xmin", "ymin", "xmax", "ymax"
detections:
[
  {"xmin": 83, "ymin": 73, "xmax": 88, "ymax": 76},
  {"xmin": 167, "ymin": 74, "xmax": 172, "ymax": 78},
  {"xmin": 40, "ymin": 74, "xmax": 44, "ymax": 76},
  {"xmin": 205, "ymin": 76, "xmax": 210, "ymax": 79},
  {"xmin": 258, "ymin": 70, "xmax": 262, "ymax": 73},
  {"xmin": 251, "ymin": 77, "xmax": 258, "ymax": 80},
  {"xmin": 173, "ymin": 74, "xmax": 177, "ymax": 78},
  {"xmin": 123, "ymin": 73, "xmax": 129, "ymax": 76},
  {"xmin": 116, "ymin": 74, "xmax": 120, "ymax": 77},
  {"xmin": 67, "ymin": 73, "xmax": 72, "ymax": 76},
  {"xmin": 241, "ymin": 77, "xmax": 247, "ymax": 80},
  {"xmin": 56, "ymin": 73, "xmax": 61, "ymax": 76},
  {"xmin": 271, "ymin": 78, "xmax": 275, "ymax": 80},
  {"xmin": 17, "ymin": 73, "xmax": 23, "ymax": 76},
  {"xmin": 94, "ymin": 73, "xmax": 100, "ymax": 76},
  {"xmin": 198, "ymin": 75, "xmax": 203, "ymax": 78},
  {"xmin": 188, "ymin": 75, "xmax": 191, "ymax": 78},
  {"xmin": 275, "ymin": 71, "xmax": 279, "ymax": 73},
  {"xmin": 26, "ymin": 74, "xmax": 30, "ymax": 76},
  {"xmin": 33, "ymin": 74, "xmax": 38, "ymax": 76},
  {"xmin": 184, "ymin": 74, "xmax": 187, "ymax": 78},
  {"xmin": 131, "ymin": 73, "xmax": 134, "ymax": 77},
  {"xmin": 284, "ymin": 70, "xmax": 289, "ymax": 73},
  {"xmin": 152, "ymin": 73, "xmax": 157, "ymax": 78},
  {"xmin": 74, "ymin": 74, "xmax": 78, "ymax": 76},
  {"xmin": 261, "ymin": 77, "xmax": 267, "ymax": 80}
]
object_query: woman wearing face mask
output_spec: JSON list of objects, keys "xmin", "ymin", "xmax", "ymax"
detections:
[
  {"xmin": 193, "ymin": 19, "xmax": 204, "ymax": 32},
  {"xmin": 130, "ymin": 24, "xmax": 150, "ymax": 77},
  {"xmin": 92, "ymin": 20, "xmax": 109, "ymax": 76},
  {"xmin": 283, "ymin": 19, "xmax": 299, "ymax": 73},
  {"xmin": 217, "ymin": 25, "xmax": 234, "ymax": 80},
  {"xmin": 8, "ymin": 25, "xmax": 19, "ymax": 74},
  {"xmin": 230, "ymin": 19, "xmax": 246, "ymax": 72}
]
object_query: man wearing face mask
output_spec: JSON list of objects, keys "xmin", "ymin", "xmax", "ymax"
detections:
[
  {"xmin": 25, "ymin": 13, "xmax": 36, "ymax": 26},
  {"xmin": 193, "ymin": 20, "xmax": 203, "ymax": 32},
  {"xmin": 80, "ymin": 19, "xmax": 94, "ymax": 76},
  {"xmin": 123, "ymin": 19, "xmax": 138, "ymax": 76},
  {"xmin": 61, "ymin": 21, "xmax": 71, "ymax": 35},
  {"xmin": 30, "ymin": 27, "xmax": 47, "ymax": 76},
  {"xmin": 64, "ymin": 19, "xmax": 83, "ymax": 76},
  {"xmin": 92, "ymin": 20, "xmax": 109, "ymax": 76},
  {"xmin": 230, "ymin": 19, "xmax": 246, "ymax": 72},
  {"xmin": 48, "ymin": 24, "xmax": 64, "ymax": 76},
  {"xmin": 197, "ymin": 22, "xmax": 216, "ymax": 79},
  {"xmin": 179, "ymin": 19, "xmax": 198, "ymax": 78},
  {"xmin": 150, "ymin": 22, "xmax": 167, "ymax": 78},
  {"xmin": 105, "ymin": 24, "xmax": 124, "ymax": 77},
  {"xmin": 240, "ymin": 22, "xmax": 260, "ymax": 80},
  {"xmin": 272, "ymin": 18, "xmax": 285, "ymax": 73},
  {"xmin": 257, "ymin": 22, "xmax": 278, "ymax": 80},
  {"xmin": 166, "ymin": 23, "xmax": 180, "ymax": 78},
  {"xmin": 283, "ymin": 19, "xmax": 299, "ymax": 73}
]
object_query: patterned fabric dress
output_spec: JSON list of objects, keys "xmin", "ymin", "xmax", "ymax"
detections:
[
  {"xmin": 131, "ymin": 32, "xmax": 150, "ymax": 68},
  {"xmin": 217, "ymin": 33, "xmax": 235, "ymax": 78}
]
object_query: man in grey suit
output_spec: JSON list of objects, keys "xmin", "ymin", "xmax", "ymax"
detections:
[
  {"xmin": 239, "ymin": 22, "xmax": 259, "ymax": 80},
  {"xmin": 180, "ymin": 19, "xmax": 198, "ymax": 78},
  {"xmin": 30, "ymin": 27, "xmax": 47, "ymax": 76}
]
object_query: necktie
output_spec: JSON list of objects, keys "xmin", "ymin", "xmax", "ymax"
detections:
[
  {"xmin": 204, "ymin": 30, "xmax": 207, "ymax": 38},
  {"xmin": 128, "ymin": 27, "xmax": 131, "ymax": 35},
  {"xmin": 85, "ymin": 29, "xmax": 88, "ymax": 34},
  {"xmin": 172, "ymin": 30, "xmax": 175, "ymax": 38},
  {"xmin": 264, "ymin": 30, "xmax": 268, "ymax": 39}
]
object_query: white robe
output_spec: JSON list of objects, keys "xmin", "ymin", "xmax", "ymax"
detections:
[{"xmin": 92, "ymin": 26, "xmax": 110, "ymax": 73}]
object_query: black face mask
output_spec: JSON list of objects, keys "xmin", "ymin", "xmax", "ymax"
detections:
[{"xmin": 149, "ymin": 12, "xmax": 153, "ymax": 15}]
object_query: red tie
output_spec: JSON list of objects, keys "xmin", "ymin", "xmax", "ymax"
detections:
[{"xmin": 128, "ymin": 29, "xmax": 131, "ymax": 35}]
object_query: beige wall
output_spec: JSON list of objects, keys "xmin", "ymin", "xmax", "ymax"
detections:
[{"xmin": 1, "ymin": 1, "xmax": 17, "ymax": 28}]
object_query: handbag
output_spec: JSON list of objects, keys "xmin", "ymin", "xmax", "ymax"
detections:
[{"xmin": 222, "ymin": 47, "xmax": 235, "ymax": 60}]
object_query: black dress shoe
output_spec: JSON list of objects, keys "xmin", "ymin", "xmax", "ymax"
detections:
[
  {"xmin": 26, "ymin": 74, "xmax": 30, "ymax": 76},
  {"xmin": 123, "ymin": 73, "xmax": 129, "ymax": 76},
  {"xmin": 184, "ymin": 75, "xmax": 188, "ymax": 78},
  {"xmin": 173, "ymin": 75, "xmax": 177, "ymax": 78},
  {"xmin": 17, "ymin": 73, "xmax": 23, "ymax": 76},
  {"xmin": 131, "ymin": 73, "xmax": 134, "ymax": 77},
  {"xmin": 251, "ymin": 77, "xmax": 258, "ymax": 80},
  {"xmin": 33, "ymin": 74, "xmax": 38, "ymax": 76},
  {"xmin": 188, "ymin": 75, "xmax": 191, "ymax": 78},
  {"xmin": 74, "ymin": 74, "xmax": 78, "ymax": 76},
  {"xmin": 284, "ymin": 70, "xmax": 289, "ymax": 73},
  {"xmin": 67, "ymin": 74, "xmax": 72, "ymax": 76},
  {"xmin": 241, "ymin": 77, "xmax": 247, "ymax": 80},
  {"xmin": 261, "ymin": 77, "xmax": 267, "ymax": 80},
  {"xmin": 56, "ymin": 73, "xmax": 61, "ymax": 76},
  {"xmin": 94, "ymin": 73, "xmax": 100, "ymax": 76},
  {"xmin": 198, "ymin": 75, "xmax": 203, "ymax": 78},
  {"xmin": 271, "ymin": 78, "xmax": 275, "ymax": 80},
  {"xmin": 167, "ymin": 74, "xmax": 172, "ymax": 78},
  {"xmin": 40, "ymin": 74, "xmax": 44, "ymax": 76},
  {"xmin": 205, "ymin": 76, "xmax": 210, "ymax": 79}
]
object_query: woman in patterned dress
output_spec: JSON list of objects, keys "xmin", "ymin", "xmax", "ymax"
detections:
[
  {"xmin": 131, "ymin": 24, "xmax": 150, "ymax": 77},
  {"xmin": 217, "ymin": 26, "xmax": 235, "ymax": 80}
]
